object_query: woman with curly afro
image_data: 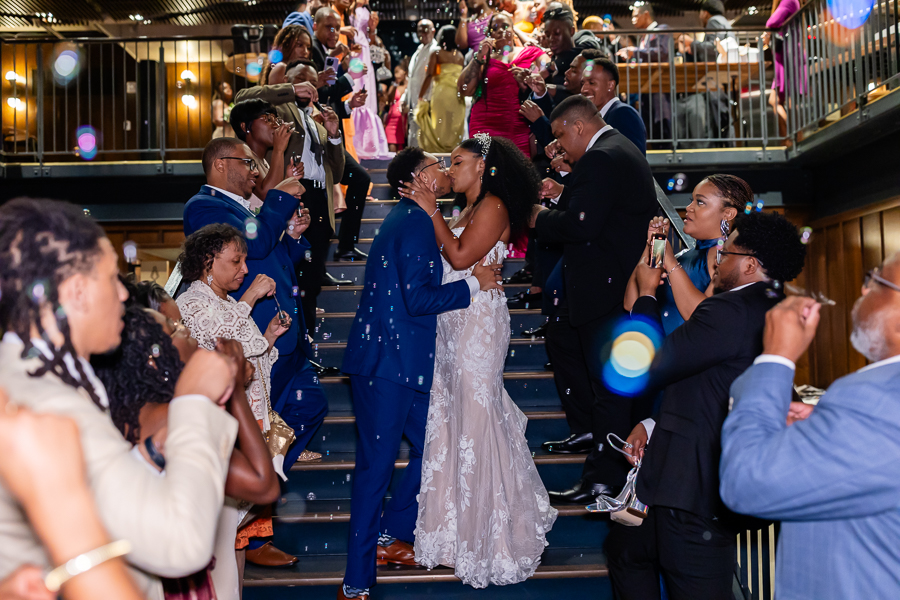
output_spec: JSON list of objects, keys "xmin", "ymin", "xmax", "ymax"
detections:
[{"xmin": 398, "ymin": 134, "xmax": 557, "ymax": 588}]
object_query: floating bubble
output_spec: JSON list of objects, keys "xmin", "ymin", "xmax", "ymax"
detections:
[
  {"xmin": 674, "ymin": 172, "xmax": 688, "ymax": 192},
  {"xmin": 307, "ymin": 492, "xmax": 316, "ymax": 501},
  {"xmin": 349, "ymin": 57, "xmax": 365, "ymax": 75},
  {"xmin": 800, "ymin": 226, "xmax": 812, "ymax": 244},
  {"xmin": 75, "ymin": 125, "xmax": 98, "ymax": 160},
  {"xmin": 29, "ymin": 280, "xmax": 47, "ymax": 301},
  {"xmin": 667, "ymin": 178, "xmax": 675, "ymax": 191},
  {"xmin": 602, "ymin": 316, "xmax": 664, "ymax": 397},
  {"xmin": 246, "ymin": 62, "xmax": 262, "ymax": 78},
  {"xmin": 744, "ymin": 201, "xmax": 753, "ymax": 214},
  {"xmin": 123, "ymin": 241, "xmax": 138, "ymax": 263},
  {"xmin": 82, "ymin": 208, "xmax": 91, "ymax": 217},
  {"xmin": 827, "ymin": 0, "xmax": 874, "ymax": 30},
  {"xmin": 151, "ymin": 344, "xmax": 161, "ymax": 358},
  {"xmin": 268, "ymin": 49, "xmax": 283, "ymax": 64},
  {"xmin": 245, "ymin": 219, "xmax": 259, "ymax": 239},
  {"xmin": 53, "ymin": 46, "xmax": 80, "ymax": 84}
]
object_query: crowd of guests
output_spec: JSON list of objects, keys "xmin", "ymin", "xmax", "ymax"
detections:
[{"xmin": 0, "ymin": 2, "xmax": 897, "ymax": 600}]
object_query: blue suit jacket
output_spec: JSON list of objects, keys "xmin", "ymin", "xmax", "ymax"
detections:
[
  {"xmin": 342, "ymin": 198, "xmax": 471, "ymax": 391},
  {"xmin": 720, "ymin": 359, "xmax": 900, "ymax": 600},
  {"xmin": 604, "ymin": 98, "xmax": 647, "ymax": 155},
  {"xmin": 183, "ymin": 186, "xmax": 313, "ymax": 359}
]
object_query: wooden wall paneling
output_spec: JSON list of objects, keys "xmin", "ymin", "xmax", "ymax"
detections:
[
  {"xmin": 860, "ymin": 212, "xmax": 884, "ymax": 271},
  {"xmin": 824, "ymin": 225, "xmax": 849, "ymax": 385},
  {"xmin": 807, "ymin": 224, "xmax": 831, "ymax": 386},
  {"xmin": 882, "ymin": 207, "xmax": 900, "ymax": 259},
  {"xmin": 840, "ymin": 219, "xmax": 866, "ymax": 373}
]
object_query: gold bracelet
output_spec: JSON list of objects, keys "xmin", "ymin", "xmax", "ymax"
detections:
[{"xmin": 45, "ymin": 540, "xmax": 132, "ymax": 592}]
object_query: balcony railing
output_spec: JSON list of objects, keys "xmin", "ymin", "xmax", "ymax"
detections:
[
  {"xmin": 780, "ymin": 0, "xmax": 900, "ymax": 142},
  {"xmin": 0, "ymin": 6, "xmax": 896, "ymax": 166}
]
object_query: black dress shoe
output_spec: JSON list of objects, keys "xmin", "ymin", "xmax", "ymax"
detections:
[
  {"xmin": 334, "ymin": 247, "xmax": 368, "ymax": 261},
  {"xmin": 548, "ymin": 480, "xmax": 614, "ymax": 505},
  {"xmin": 322, "ymin": 271, "xmax": 353, "ymax": 286},
  {"xmin": 503, "ymin": 267, "xmax": 534, "ymax": 285},
  {"xmin": 542, "ymin": 432, "xmax": 594, "ymax": 454},
  {"xmin": 521, "ymin": 321, "xmax": 548, "ymax": 338},
  {"xmin": 310, "ymin": 360, "xmax": 341, "ymax": 376},
  {"xmin": 507, "ymin": 290, "xmax": 543, "ymax": 310}
]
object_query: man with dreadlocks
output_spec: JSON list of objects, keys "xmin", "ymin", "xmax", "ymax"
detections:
[{"xmin": 0, "ymin": 198, "xmax": 241, "ymax": 599}]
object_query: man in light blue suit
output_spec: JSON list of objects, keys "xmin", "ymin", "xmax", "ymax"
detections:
[
  {"xmin": 338, "ymin": 148, "xmax": 503, "ymax": 600},
  {"xmin": 720, "ymin": 252, "xmax": 900, "ymax": 600}
]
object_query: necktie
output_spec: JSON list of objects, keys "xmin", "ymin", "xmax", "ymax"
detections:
[{"xmin": 303, "ymin": 109, "xmax": 324, "ymax": 167}]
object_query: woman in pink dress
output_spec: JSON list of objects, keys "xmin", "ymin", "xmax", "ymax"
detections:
[
  {"xmin": 383, "ymin": 64, "xmax": 409, "ymax": 151},
  {"xmin": 348, "ymin": 0, "xmax": 392, "ymax": 159},
  {"xmin": 460, "ymin": 12, "xmax": 548, "ymax": 157}
]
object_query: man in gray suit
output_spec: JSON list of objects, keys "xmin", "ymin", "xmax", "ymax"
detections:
[{"xmin": 721, "ymin": 252, "xmax": 900, "ymax": 600}]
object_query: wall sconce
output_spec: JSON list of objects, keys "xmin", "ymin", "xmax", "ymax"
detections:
[
  {"xmin": 5, "ymin": 71, "xmax": 25, "ymax": 110},
  {"xmin": 180, "ymin": 69, "xmax": 198, "ymax": 108}
]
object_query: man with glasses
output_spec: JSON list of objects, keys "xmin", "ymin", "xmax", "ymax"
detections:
[
  {"xmin": 183, "ymin": 140, "xmax": 330, "ymax": 549},
  {"xmin": 720, "ymin": 252, "xmax": 900, "ymax": 600},
  {"xmin": 607, "ymin": 211, "xmax": 807, "ymax": 599}
]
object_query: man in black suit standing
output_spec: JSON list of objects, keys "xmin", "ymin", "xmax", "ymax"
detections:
[
  {"xmin": 528, "ymin": 95, "xmax": 657, "ymax": 503},
  {"xmin": 607, "ymin": 212, "xmax": 808, "ymax": 600},
  {"xmin": 311, "ymin": 6, "xmax": 372, "ymax": 267}
]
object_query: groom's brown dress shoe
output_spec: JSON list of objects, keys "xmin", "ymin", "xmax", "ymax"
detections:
[
  {"xmin": 245, "ymin": 541, "xmax": 298, "ymax": 567},
  {"xmin": 337, "ymin": 588, "xmax": 368, "ymax": 600},
  {"xmin": 376, "ymin": 540, "xmax": 417, "ymax": 566}
]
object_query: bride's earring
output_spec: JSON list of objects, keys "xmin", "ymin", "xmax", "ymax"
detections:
[{"xmin": 206, "ymin": 273, "xmax": 213, "ymax": 286}]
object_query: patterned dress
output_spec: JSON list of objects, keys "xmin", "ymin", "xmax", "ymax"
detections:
[{"xmin": 414, "ymin": 222, "xmax": 558, "ymax": 588}]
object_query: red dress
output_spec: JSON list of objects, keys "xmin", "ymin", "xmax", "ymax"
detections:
[
  {"xmin": 384, "ymin": 86, "xmax": 408, "ymax": 148},
  {"xmin": 469, "ymin": 46, "xmax": 543, "ymax": 157}
]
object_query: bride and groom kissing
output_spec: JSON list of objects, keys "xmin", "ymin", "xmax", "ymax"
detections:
[{"xmin": 337, "ymin": 135, "xmax": 558, "ymax": 599}]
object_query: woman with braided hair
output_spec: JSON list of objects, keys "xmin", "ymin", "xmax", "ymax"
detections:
[
  {"xmin": 0, "ymin": 197, "xmax": 241, "ymax": 597},
  {"xmin": 398, "ymin": 135, "xmax": 557, "ymax": 588}
]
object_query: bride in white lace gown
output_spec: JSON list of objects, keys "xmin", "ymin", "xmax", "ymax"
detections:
[{"xmin": 398, "ymin": 136, "xmax": 557, "ymax": 588}]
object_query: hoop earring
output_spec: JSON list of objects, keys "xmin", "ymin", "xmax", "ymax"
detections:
[{"xmin": 720, "ymin": 219, "xmax": 730, "ymax": 238}]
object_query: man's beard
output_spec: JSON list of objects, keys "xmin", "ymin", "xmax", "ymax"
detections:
[
  {"xmin": 850, "ymin": 306, "xmax": 889, "ymax": 362},
  {"xmin": 712, "ymin": 267, "xmax": 739, "ymax": 295}
]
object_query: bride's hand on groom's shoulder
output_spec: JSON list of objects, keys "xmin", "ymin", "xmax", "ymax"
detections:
[
  {"xmin": 472, "ymin": 260, "xmax": 504, "ymax": 293},
  {"xmin": 398, "ymin": 172, "xmax": 438, "ymax": 214}
]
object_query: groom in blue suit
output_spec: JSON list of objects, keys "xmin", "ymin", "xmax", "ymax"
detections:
[
  {"xmin": 339, "ymin": 149, "xmax": 502, "ymax": 600},
  {"xmin": 720, "ymin": 253, "xmax": 900, "ymax": 600},
  {"xmin": 183, "ymin": 138, "xmax": 328, "ymax": 476}
]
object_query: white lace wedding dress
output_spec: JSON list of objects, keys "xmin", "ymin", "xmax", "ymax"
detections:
[{"xmin": 413, "ymin": 223, "xmax": 558, "ymax": 589}]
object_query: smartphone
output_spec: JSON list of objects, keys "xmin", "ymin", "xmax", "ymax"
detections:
[
  {"xmin": 649, "ymin": 233, "xmax": 667, "ymax": 269},
  {"xmin": 324, "ymin": 56, "xmax": 340, "ymax": 72}
]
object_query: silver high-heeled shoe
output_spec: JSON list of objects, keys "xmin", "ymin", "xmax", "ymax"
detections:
[{"xmin": 585, "ymin": 434, "xmax": 648, "ymax": 525}]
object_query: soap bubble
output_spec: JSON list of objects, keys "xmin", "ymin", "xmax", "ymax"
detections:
[
  {"xmin": 268, "ymin": 49, "xmax": 283, "ymax": 64},
  {"xmin": 52, "ymin": 45, "xmax": 81, "ymax": 85},
  {"xmin": 601, "ymin": 316, "xmax": 663, "ymax": 397},
  {"xmin": 123, "ymin": 241, "xmax": 138, "ymax": 263},
  {"xmin": 75, "ymin": 125, "xmax": 98, "ymax": 160},
  {"xmin": 245, "ymin": 219, "xmax": 259, "ymax": 239}
]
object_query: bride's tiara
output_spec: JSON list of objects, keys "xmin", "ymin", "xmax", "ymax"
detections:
[{"xmin": 473, "ymin": 132, "xmax": 492, "ymax": 158}]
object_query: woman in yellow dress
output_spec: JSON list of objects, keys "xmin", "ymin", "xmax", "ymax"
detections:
[{"xmin": 415, "ymin": 26, "xmax": 466, "ymax": 153}]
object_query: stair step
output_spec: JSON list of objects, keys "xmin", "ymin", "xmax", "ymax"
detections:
[
  {"xmin": 268, "ymin": 498, "xmax": 608, "ymax": 557},
  {"xmin": 322, "ymin": 258, "xmax": 526, "ymax": 288},
  {"xmin": 306, "ymin": 410, "xmax": 568, "ymax": 454},
  {"xmin": 285, "ymin": 449, "xmax": 585, "ymax": 501},
  {"xmin": 313, "ymin": 308, "xmax": 545, "ymax": 343},
  {"xmin": 311, "ymin": 337, "xmax": 550, "ymax": 373},
  {"xmin": 243, "ymin": 549, "xmax": 610, "ymax": 599},
  {"xmin": 317, "ymin": 371, "xmax": 559, "ymax": 413},
  {"xmin": 353, "ymin": 199, "xmax": 459, "ymax": 220}
]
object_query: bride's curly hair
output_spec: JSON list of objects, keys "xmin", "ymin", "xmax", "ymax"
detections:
[{"xmin": 456, "ymin": 136, "xmax": 539, "ymax": 237}]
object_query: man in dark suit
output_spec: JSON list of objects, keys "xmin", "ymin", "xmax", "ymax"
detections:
[
  {"xmin": 338, "ymin": 148, "xmax": 502, "ymax": 600},
  {"xmin": 528, "ymin": 95, "xmax": 657, "ymax": 503},
  {"xmin": 581, "ymin": 56, "xmax": 647, "ymax": 155},
  {"xmin": 606, "ymin": 212, "xmax": 808, "ymax": 600},
  {"xmin": 311, "ymin": 6, "xmax": 373, "ymax": 265},
  {"xmin": 183, "ymin": 137, "xmax": 329, "ymax": 565}
]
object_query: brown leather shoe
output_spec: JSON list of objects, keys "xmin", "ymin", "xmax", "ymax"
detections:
[
  {"xmin": 375, "ymin": 540, "xmax": 417, "ymax": 566},
  {"xmin": 337, "ymin": 587, "xmax": 368, "ymax": 600},
  {"xmin": 245, "ymin": 541, "xmax": 298, "ymax": 567}
]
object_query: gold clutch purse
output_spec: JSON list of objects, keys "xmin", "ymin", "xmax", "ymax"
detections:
[{"xmin": 259, "ymin": 362, "xmax": 296, "ymax": 458}]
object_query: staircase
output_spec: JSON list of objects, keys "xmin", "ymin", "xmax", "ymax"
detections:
[{"xmin": 242, "ymin": 159, "xmax": 613, "ymax": 600}]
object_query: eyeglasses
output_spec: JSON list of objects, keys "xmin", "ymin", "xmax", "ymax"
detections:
[
  {"xmin": 262, "ymin": 113, "xmax": 291, "ymax": 128},
  {"xmin": 716, "ymin": 249, "xmax": 764, "ymax": 266},
  {"xmin": 417, "ymin": 159, "xmax": 447, "ymax": 174},
  {"xmin": 221, "ymin": 157, "xmax": 258, "ymax": 172},
  {"xmin": 864, "ymin": 268, "xmax": 900, "ymax": 293}
]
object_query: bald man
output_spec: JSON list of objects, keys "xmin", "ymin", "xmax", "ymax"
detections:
[{"xmin": 401, "ymin": 19, "xmax": 436, "ymax": 147}]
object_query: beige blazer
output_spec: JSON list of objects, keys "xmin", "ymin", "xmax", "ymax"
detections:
[
  {"xmin": 234, "ymin": 83, "xmax": 346, "ymax": 232},
  {"xmin": 0, "ymin": 340, "xmax": 238, "ymax": 600}
]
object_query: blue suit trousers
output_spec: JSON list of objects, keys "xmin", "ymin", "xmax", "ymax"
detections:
[
  {"xmin": 270, "ymin": 348, "xmax": 328, "ymax": 467},
  {"xmin": 343, "ymin": 375, "xmax": 429, "ymax": 589}
]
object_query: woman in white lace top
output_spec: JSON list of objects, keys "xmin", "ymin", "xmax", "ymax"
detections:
[{"xmin": 176, "ymin": 224, "xmax": 289, "ymax": 432}]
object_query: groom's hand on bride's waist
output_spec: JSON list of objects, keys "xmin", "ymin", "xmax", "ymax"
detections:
[{"xmin": 473, "ymin": 261, "xmax": 504, "ymax": 293}]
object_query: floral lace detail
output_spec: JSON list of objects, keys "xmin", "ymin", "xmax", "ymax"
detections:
[
  {"xmin": 177, "ymin": 281, "xmax": 277, "ymax": 429},
  {"xmin": 414, "ymin": 227, "xmax": 558, "ymax": 589}
]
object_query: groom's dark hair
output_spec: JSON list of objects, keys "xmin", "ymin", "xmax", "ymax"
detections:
[{"xmin": 387, "ymin": 147, "xmax": 427, "ymax": 198}]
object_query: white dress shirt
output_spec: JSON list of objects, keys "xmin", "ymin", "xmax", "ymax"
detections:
[
  {"xmin": 599, "ymin": 97, "xmax": 617, "ymax": 118},
  {"xmin": 297, "ymin": 106, "xmax": 342, "ymax": 185},
  {"xmin": 207, "ymin": 185, "xmax": 252, "ymax": 214}
]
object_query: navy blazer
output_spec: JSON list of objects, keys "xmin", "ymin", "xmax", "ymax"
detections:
[
  {"xmin": 183, "ymin": 186, "xmax": 313, "ymax": 359},
  {"xmin": 342, "ymin": 198, "xmax": 471, "ymax": 392},
  {"xmin": 604, "ymin": 98, "xmax": 648, "ymax": 155}
]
